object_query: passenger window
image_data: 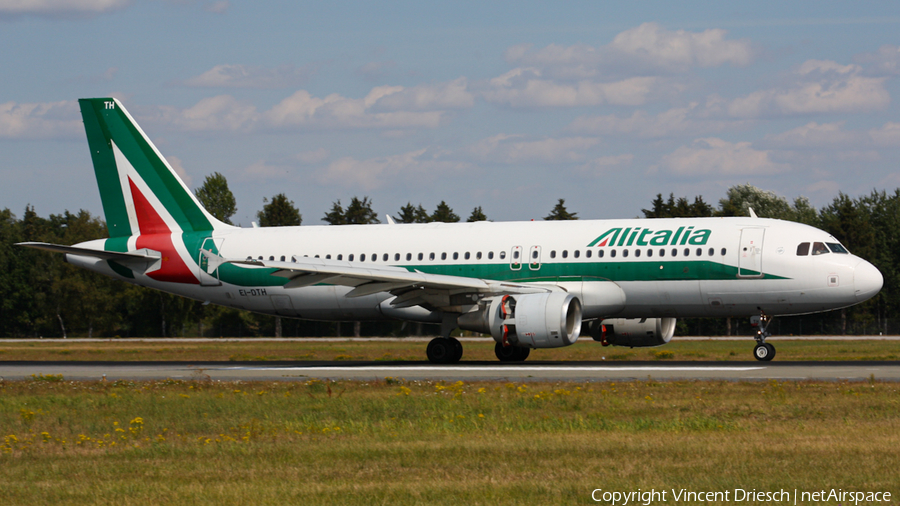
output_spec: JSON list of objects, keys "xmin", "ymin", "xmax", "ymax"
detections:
[
  {"xmin": 635, "ymin": 249, "xmax": 641, "ymax": 258},
  {"xmin": 349, "ymin": 254, "xmax": 354, "ymax": 261},
  {"xmin": 269, "ymin": 256, "xmax": 274, "ymax": 261},
  {"xmin": 610, "ymin": 250, "xmax": 617, "ymax": 258},
  {"xmin": 812, "ymin": 242, "xmax": 829, "ymax": 255},
  {"xmin": 476, "ymin": 252, "xmax": 482, "ymax": 260},
  {"xmin": 659, "ymin": 249, "xmax": 665, "ymax": 257},
  {"xmin": 258, "ymin": 256, "xmax": 263, "ymax": 260},
  {"xmin": 326, "ymin": 254, "xmax": 332, "ymax": 260},
  {"xmin": 337, "ymin": 254, "xmax": 343, "ymax": 260},
  {"xmin": 418, "ymin": 253, "xmax": 423, "ymax": 261},
  {"xmin": 623, "ymin": 249, "xmax": 629, "ymax": 258},
  {"xmin": 465, "ymin": 252, "xmax": 471, "ymax": 260},
  {"xmin": 500, "ymin": 251, "xmax": 506, "ymax": 260},
  {"xmin": 826, "ymin": 243, "xmax": 849, "ymax": 254},
  {"xmin": 696, "ymin": 248, "xmax": 702, "ymax": 256},
  {"xmin": 708, "ymin": 248, "xmax": 714, "ymax": 256},
  {"xmin": 512, "ymin": 250, "xmax": 519, "ymax": 259},
  {"xmin": 684, "ymin": 248, "xmax": 690, "ymax": 256},
  {"xmin": 430, "ymin": 252, "xmax": 435, "ymax": 260},
  {"xmin": 550, "ymin": 250, "xmax": 556, "ymax": 259},
  {"xmin": 671, "ymin": 248, "xmax": 678, "ymax": 257},
  {"xmin": 797, "ymin": 242, "xmax": 810, "ymax": 256},
  {"xmin": 562, "ymin": 250, "xmax": 568, "ymax": 258},
  {"xmin": 362, "ymin": 254, "xmax": 367, "ymax": 262},
  {"xmin": 441, "ymin": 252, "xmax": 447, "ymax": 260},
  {"xmin": 383, "ymin": 253, "xmax": 389, "ymax": 261},
  {"xmin": 647, "ymin": 249, "xmax": 653, "ymax": 258},
  {"xmin": 406, "ymin": 253, "xmax": 412, "ymax": 261},
  {"xmin": 598, "ymin": 250, "xmax": 604, "ymax": 258},
  {"xmin": 532, "ymin": 250, "xmax": 538, "ymax": 259},
  {"xmin": 586, "ymin": 250, "xmax": 592, "ymax": 258},
  {"xmin": 453, "ymin": 252, "xmax": 459, "ymax": 260},
  {"xmin": 280, "ymin": 255, "xmax": 286, "ymax": 261},
  {"xmin": 394, "ymin": 253, "xmax": 399, "ymax": 261},
  {"xmin": 720, "ymin": 248, "xmax": 726, "ymax": 256},
  {"xmin": 574, "ymin": 250, "xmax": 580, "ymax": 259},
  {"xmin": 488, "ymin": 251, "xmax": 494, "ymax": 260}
]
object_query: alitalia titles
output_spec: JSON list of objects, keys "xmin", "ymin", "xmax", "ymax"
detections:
[{"xmin": 588, "ymin": 227, "xmax": 711, "ymax": 248}]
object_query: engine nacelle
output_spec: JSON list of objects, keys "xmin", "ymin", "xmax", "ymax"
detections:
[
  {"xmin": 457, "ymin": 292, "xmax": 582, "ymax": 348},
  {"xmin": 587, "ymin": 318, "xmax": 676, "ymax": 347}
]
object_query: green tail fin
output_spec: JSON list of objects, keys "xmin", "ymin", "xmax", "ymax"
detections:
[{"xmin": 79, "ymin": 98, "xmax": 227, "ymax": 237}]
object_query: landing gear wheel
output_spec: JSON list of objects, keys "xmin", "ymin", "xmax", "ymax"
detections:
[
  {"xmin": 494, "ymin": 342, "xmax": 530, "ymax": 362},
  {"xmin": 753, "ymin": 343, "xmax": 775, "ymax": 361},
  {"xmin": 427, "ymin": 338, "xmax": 461, "ymax": 364}
]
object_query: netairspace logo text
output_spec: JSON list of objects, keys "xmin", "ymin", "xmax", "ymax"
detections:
[{"xmin": 590, "ymin": 488, "xmax": 892, "ymax": 505}]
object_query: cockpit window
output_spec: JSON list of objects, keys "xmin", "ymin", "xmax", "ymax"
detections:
[
  {"xmin": 826, "ymin": 242, "xmax": 849, "ymax": 254},
  {"xmin": 796, "ymin": 242, "xmax": 810, "ymax": 256},
  {"xmin": 812, "ymin": 242, "xmax": 829, "ymax": 256}
]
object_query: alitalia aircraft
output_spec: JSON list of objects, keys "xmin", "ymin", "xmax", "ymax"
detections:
[{"xmin": 20, "ymin": 98, "xmax": 884, "ymax": 363}]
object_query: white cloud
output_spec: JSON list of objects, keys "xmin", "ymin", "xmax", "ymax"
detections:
[
  {"xmin": 0, "ymin": 0, "xmax": 128, "ymax": 17},
  {"xmin": 263, "ymin": 89, "xmax": 444, "ymax": 130},
  {"xmin": 483, "ymin": 67, "xmax": 660, "ymax": 107},
  {"xmin": 660, "ymin": 138, "xmax": 789, "ymax": 176},
  {"xmin": 765, "ymin": 122, "xmax": 859, "ymax": 148},
  {"xmin": 467, "ymin": 134, "xmax": 600, "ymax": 164},
  {"xmin": 568, "ymin": 103, "xmax": 747, "ymax": 138},
  {"xmin": 579, "ymin": 154, "xmax": 634, "ymax": 174},
  {"xmin": 317, "ymin": 149, "xmax": 473, "ymax": 191},
  {"xmin": 356, "ymin": 60, "xmax": 397, "ymax": 81},
  {"xmin": 294, "ymin": 148, "xmax": 330, "ymax": 164},
  {"xmin": 854, "ymin": 44, "xmax": 900, "ymax": 76},
  {"xmin": 610, "ymin": 22, "xmax": 755, "ymax": 71},
  {"xmin": 369, "ymin": 78, "xmax": 474, "ymax": 111},
  {"xmin": 764, "ymin": 121, "xmax": 900, "ymax": 149},
  {"xmin": 157, "ymin": 95, "xmax": 258, "ymax": 132},
  {"xmin": 504, "ymin": 23, "xmax": 754, "ymax": 79},
  {"xmin": 183, "ymin": 64, "xmax": 314, "ymax": 89},
  {"xmin": 726, "ymin": 60, "xmax": 890, "ymax": 118},
  {"xmin": 868, "ymin": 122, "xmax": 900, "ymax": 147},
  {"xmin": 0, "ymin": 100, "xmax": 81, "ymax": 139}
]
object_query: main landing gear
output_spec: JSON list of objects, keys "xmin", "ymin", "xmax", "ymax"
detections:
[
  {"xmin": 494, "ymin": 342, "xmax": 530, "ymax": 362},
  {"xmin": 426, "ymin": 337, "xmax": 463, "ymax": 364},
  {"xmin": 426, "ymin": 314, "xmax": 464, "ymax": 364},
  {"xmin": 751, "ymin": 310, "xmax": 776, "ymax": 361}
]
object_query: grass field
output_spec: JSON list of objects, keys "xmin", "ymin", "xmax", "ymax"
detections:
[
  {"xmin": 1, "ymin": 375, "xmax": 898, "ymax": 505},
  {"xmin": 1, "ymin": 337, "xmax": 899, "ymax": 362}
]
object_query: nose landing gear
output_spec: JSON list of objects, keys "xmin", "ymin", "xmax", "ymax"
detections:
[{"xmin": 751, "ymin": 310, "xmax": 776, "ymax": 361}]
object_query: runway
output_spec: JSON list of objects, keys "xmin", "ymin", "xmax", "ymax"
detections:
[{"xmin": 1, "ymin": 360, "xmax": 898, "ymax": 382}]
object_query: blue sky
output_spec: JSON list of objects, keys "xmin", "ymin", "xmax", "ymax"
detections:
[{"xmin": 3, "ymin": 1, "xmax": 900, "ymax": 225}]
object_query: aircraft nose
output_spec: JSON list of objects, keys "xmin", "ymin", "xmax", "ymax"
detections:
[{"xmin": 854, "ymin": 259, "xmax": 883, "ymax": 302}]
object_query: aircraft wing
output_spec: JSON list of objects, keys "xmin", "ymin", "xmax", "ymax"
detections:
[{"xmin": 212, "ymin": 251, "xmax": 554, "ymax": 307}]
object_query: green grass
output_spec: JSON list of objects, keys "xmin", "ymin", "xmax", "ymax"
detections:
[
  {"xmin": 1, "ymin": 377, "xmax": 898, "ymax": 505},
  {"xmin": 0, "ymin": 338, "xmax": 899, "ymax": 362}
]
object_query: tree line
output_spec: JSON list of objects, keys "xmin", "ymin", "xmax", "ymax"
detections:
[{"xmin": 1, "ymin": 177, "xmax": 897, "ymax": 338}]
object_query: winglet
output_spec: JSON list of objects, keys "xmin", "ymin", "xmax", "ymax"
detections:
[
  {"xmin": 748, "ymin": 207, "xmax": 759, "ymax": 218},
  {"xmin": 386, "ymin": 215, "xmax": 396, "ymax": 225}
]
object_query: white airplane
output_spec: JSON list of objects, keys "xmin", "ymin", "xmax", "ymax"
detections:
[{"xmin": 20, "ymin": 98, "xmax": 884, "ymax": 363}]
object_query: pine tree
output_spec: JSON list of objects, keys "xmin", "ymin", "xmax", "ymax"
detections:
[
  {"xmin": 544, "ymin": 199, "xmax": 578, "ymax": 220},
  {"xmin": 467, "ymin": 206, "xmax": 488, "ymax": 222},
  {"xmin": 431, "ymin": 201, "xmax": 460, "ymax": 223},
  {"xmin": 395, "ymin": 202, "xmax": 430, "ymax": 223}
]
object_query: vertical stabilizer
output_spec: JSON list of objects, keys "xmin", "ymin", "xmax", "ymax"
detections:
[{"xmin": 78, "ymin": 98, "xmax": 229, "ymax": 238}]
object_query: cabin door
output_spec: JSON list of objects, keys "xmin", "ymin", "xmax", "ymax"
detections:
[{"xmin": 738, "ymin": 228, "xmax": 765, "ymax": 278}]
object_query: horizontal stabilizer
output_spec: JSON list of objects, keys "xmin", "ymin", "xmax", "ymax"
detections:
[{"xmin": 18, "ymin": 242, "xmax": 162, "ymax": 273}]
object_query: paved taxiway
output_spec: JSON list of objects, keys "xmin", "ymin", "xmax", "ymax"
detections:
[{"xmin": 1, "ymin": 361, "xmax": 898, "ymax": 382}]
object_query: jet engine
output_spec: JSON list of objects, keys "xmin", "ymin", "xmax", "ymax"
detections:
[
  {"xmin": 587, "ymin": 318, "xmax": 676, "ymax": 347},
  {"xmin": 457, "ymin": 292, "xmax": 582, "ymax": 348}
]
